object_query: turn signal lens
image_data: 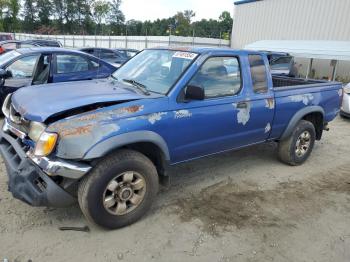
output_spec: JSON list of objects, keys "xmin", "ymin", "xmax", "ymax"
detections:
[{"xmin": 34, "ymin": 132, "xmax": 58, "ymax": 157}]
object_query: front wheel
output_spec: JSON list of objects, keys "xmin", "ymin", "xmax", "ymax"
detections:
[
  {"xmin": 278, "ymin": 120, "xmax": 316, "ymax": 166},
  {"xmin": 78, "ymin": 149, "xmax": 159, "ymax": 229}
]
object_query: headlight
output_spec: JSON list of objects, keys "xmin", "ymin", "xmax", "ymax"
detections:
[
  {"xmin": 28, "ymin": 121, "xmax": 46, "ymax": 142},
  {"xmin": 344, "ymin": 87, "xmax": 350, "ymax": 94},
  {"xmin": 34, "ymin": 132, "xmax": 58, "ymax": 157}
]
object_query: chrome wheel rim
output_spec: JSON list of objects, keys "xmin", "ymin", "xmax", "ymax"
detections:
[
  {"xmin": 295, "ymin": 131, "xmax": 311, "ymax": 157},
  {"xmin": 103, "ymin": 171, "xmax": 146, "ymax": 215}
]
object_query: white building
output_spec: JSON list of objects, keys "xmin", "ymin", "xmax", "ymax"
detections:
[{"xmin": 231, "ymin": 0, "xmax": 350, "ymax": 81}]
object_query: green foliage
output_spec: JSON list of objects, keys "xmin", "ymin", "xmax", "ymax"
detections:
[
  {"xmin": 0, "ymin": 1, "xmax": 233, "ymax": 40},
  {"xmin": 23, "ymin": 0, "xmax": 37, "ymax": 32}
]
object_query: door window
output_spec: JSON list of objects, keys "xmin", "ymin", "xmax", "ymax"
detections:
[
  {"xmin": 56, "ymin": 54, "xmax": 90, "ymax": 74},
  {"xmin": 248, "ymin": 55, "xmax": 268, "ymax": 93},
  {"xmin": 6, "ymin": 55, "xmax": 39, "ymax": 79},
  {"xmin": 189, "ymin": 56, "xmax": 241, "ymax": 98}
]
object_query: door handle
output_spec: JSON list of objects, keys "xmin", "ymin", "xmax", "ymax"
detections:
[{"xmin": 236, "ymin": 102, "xmax": 248, "ymax": 109}]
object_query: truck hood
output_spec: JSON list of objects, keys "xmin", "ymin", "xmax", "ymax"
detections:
[{"xmin": 11, "ymin": 78, "xmax": 162, "ymax": 122}]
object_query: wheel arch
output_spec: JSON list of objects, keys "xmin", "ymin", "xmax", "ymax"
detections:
[
  {"xmin": 83, "ymin": 131, "xmax": 171, "ymax": 182},
  {"xmin": 280, "ymin": 106, "xmax": 325, "ymax": 140}
]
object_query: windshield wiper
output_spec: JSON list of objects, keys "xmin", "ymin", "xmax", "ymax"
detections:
[
  {"xmin": 123, "ymin": 79, "xmax": 150, "ymax": 96},
  {"xmin": 110, "ymin": 74, "xmax": 118, "ymax": 81}
]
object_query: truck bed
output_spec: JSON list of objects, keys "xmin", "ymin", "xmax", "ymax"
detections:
[
  {"xmin": 272, "ymin": 76, "xmax": 327, "ymax": 90},
  {"xmin": 270, "ymin": 75, "xmax": 342, "ymax": 140}
]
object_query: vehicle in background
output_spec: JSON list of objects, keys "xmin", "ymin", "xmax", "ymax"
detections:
[
  {"xmin": 115, "ymin": 48, "xmax": 139, "ymax": 59},
  {"xmin": 0, "ymin": 40, "xmax": 37, "ymax": 55},
  {"xmin": 0, "ymin": 39, "xmax": 62, "ymax": 55},
  {"xmin": 80, "ymin": 47, "xmax": 132, "ymax": 68},
  {"xmin": 0, "ymin": 34, "xmax": 12, "ymax": 41},
  {"xmin": 21, "ymin": 39, "xmax": 63, "ymax": 47},
  {"xmin": 0, "ymin": 47, "xmax": 116, "ymax": 105},
  {"xmin": 260, "ymin": 51, "xmax": 295, "ymax": 76},
  {"xmin": 0, "ymin": 47, "xmax": 342, "ymax": 229},
  {"xmin": 340, "ymin": 83, "xmax": 350, "ymax": 118}
]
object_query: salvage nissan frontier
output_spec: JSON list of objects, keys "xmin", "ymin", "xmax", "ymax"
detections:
[{"xmin": 0, "ymin": 47, "xmax": 343, "ymax": 229}]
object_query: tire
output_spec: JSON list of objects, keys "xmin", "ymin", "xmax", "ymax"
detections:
[
  {"xmin": 278, "ymin": 120, "xmax": 316, "ymax": 166},
  {"xmin": 78, "ymin": 149, "xmax": 159, "ymax": 229}
]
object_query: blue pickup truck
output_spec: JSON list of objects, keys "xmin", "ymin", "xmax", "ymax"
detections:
[{"xmin": 0, "ymin": 47, "xmax": 342, "ymax": 229}]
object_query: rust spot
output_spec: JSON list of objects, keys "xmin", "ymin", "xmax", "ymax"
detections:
[
  {"xmin": 74, "ymin": 105, "xmax": 144, "ymax": 122},
  {"xmin": 76, "ymin": 114, "xmax": 99, "ymax": 122},
  {"xmin": 59, "ymin": 125, "xmax": 93, "ymax": 137},
  {"xmin": 124, "ymin": 105, "xmax": 143, "ymax": 113}
]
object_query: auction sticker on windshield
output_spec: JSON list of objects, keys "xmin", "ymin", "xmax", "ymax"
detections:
[{"xmin": 173, "ymin": 52, "xmax": 198, "ymax": 60}]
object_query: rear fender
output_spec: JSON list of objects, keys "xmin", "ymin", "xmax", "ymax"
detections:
[{"xmin": 280, "ymin": 106, "xmax": 325, "ymax": 140}]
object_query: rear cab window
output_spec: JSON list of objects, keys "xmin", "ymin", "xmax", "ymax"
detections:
[{"xmin": 248, "ymin": 54, "xmax": 268, "ymax": 94}]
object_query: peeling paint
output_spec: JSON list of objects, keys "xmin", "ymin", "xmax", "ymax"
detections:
[
  {"xmin": 290, "ymin": 94, "xmax": 314, "ymax": 105},
  {"xmin": 148, "ymin": 112, "xmax": 167, "ymax": 124},
  {"xmin": 233, "ymin": 102, "xmax": 251, "ymax": 126},
  {"xmin": 59, "ymin": 124, "xmax": 94, "ymax": 137},
  {"xmin": 174, "ymin": 110, "xmax": 192, "ymax": 119},
  {"xmin": 265, "ymin": 98, "xmax": 275, "ymax": 109},
  {"xmin": 265, "ymin": 123, "xmax": 271, "ymax": 133},
  {"xmin": 338, "ymin": 89, "xmax": 343, "ymax": 97},
  {"xmin": 74, "ymin": 104, "xmax": 144, "ymax": 122}
]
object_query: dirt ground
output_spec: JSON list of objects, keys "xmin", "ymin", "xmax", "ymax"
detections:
[{"xmin": 1, "ymin": 116, "xmax": 350, "ymax": 262}]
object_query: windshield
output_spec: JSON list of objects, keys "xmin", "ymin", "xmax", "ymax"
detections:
[
  {"xmin": 112, "ymin": 49, "xmax": 198, "ymax": 94},
  {"xmin": 0, "ymin": 50, "xmax": 21, "ymax": 66}
]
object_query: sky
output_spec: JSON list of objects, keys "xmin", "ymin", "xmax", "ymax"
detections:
[{"xmin": 120, "ymin": 0, "xmax": 235, "ymax": 22}]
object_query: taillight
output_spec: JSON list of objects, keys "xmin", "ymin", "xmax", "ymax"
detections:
[{"xmin": 0, "ymin": 46, "xmax": 4, "ymax": 54}]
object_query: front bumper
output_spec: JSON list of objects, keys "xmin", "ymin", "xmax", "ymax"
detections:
[{"xmin": 0, "ymin": 128, "xmax": 76, "ymax": 207}]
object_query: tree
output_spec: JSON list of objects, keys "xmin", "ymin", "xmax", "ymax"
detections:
[
  {"xmin": 22, "ymin": 0, "xmax": 37, "ymax": 32},
  {"xmin": 125, "ymin": 19, "xmax": 142, "ymax": 35},
  {"xmin": 92, "ymin": 0, "xmax": 110, "ymax": 34},
  {"xmin": 108, "ymin": 0, "xmax": 124, "ymax": 35},
  {"xmin": 52, "ymin": 0, "xmax": 65, "ymax": 32},
  {"xmin": 183, "ymin": 10, "xmax": 195, "ymax": 24},
  {"xmin": 173, "ymin": 11, "xmax": 193, "ymax": 36},
  {"xmin": 219, "ymin": 11, "xmax": 233, "ymax": 38},
  {"xmin": 75, "ymin": 0, "xmax": 94, "ymax": 34},
  {"xmin": 37, "ymin": 0, "xmax": 52, "ymax": 26}
]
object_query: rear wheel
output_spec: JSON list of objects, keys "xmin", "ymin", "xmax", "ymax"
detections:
[
  {"xmin": 78, "ymin": 149, "xmax": 159, "ymax": 229},
  {"xmin": 278, "ymin": 120, "xmax": 316, "ymax": 166}
]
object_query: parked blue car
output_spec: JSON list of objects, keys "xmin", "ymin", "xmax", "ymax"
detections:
[
  {"xmin": 0, "ymin": 47, "xmax": 116, "ymax": 105},
  {"xmin": 0, "ymin": 47, "xmax": 343, "ymax": 229}
]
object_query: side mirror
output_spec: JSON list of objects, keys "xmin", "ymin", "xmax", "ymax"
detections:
[
  {"xmin": 185, "ymin": 84, "xmax": 205, "ymax": 101},
  {"xmin": 0, "ymin": 69, "xmax": 11, "ymax": 79}
]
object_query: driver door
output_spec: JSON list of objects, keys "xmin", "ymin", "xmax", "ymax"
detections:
[{"xmin": 1, "ymin": 54, "xmax": 40, "ymax": 102}]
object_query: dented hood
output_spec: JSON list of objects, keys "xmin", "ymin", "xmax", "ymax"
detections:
[{"xmin": 11, "ymin": 79, "xmax": 162, "ymax": 122}]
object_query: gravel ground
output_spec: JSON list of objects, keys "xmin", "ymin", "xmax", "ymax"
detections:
[{"xmin": 0, "ymin": 116, "xmax": 350, "ymax": 262}]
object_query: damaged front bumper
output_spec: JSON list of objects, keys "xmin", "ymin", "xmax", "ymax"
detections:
[{"xmin": 0, "ymin": 121, "xmax": 91, "ymax": 207}]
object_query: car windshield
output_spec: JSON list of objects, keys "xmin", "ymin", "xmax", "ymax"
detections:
[
  {"xmin": 0, "ymin": 50, "xmax": 21, "ymax": 66},
  {"xmin": 112, "ymin": 49, "xmax": 198, "ymax": 94}
]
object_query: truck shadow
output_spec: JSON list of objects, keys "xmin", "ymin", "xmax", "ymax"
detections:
[{"xmin": 167, "ymin": 142, "xmax": 278, "ymax": 187}]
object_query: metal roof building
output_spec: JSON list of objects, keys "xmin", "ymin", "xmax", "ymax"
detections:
[
  {"xmin": 232, "ymin": 0, "xmax": 350, "ymax": 49},
  {"xmin": 231, "ymin": 0, "xmax": 350, "ymax": 81}
]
